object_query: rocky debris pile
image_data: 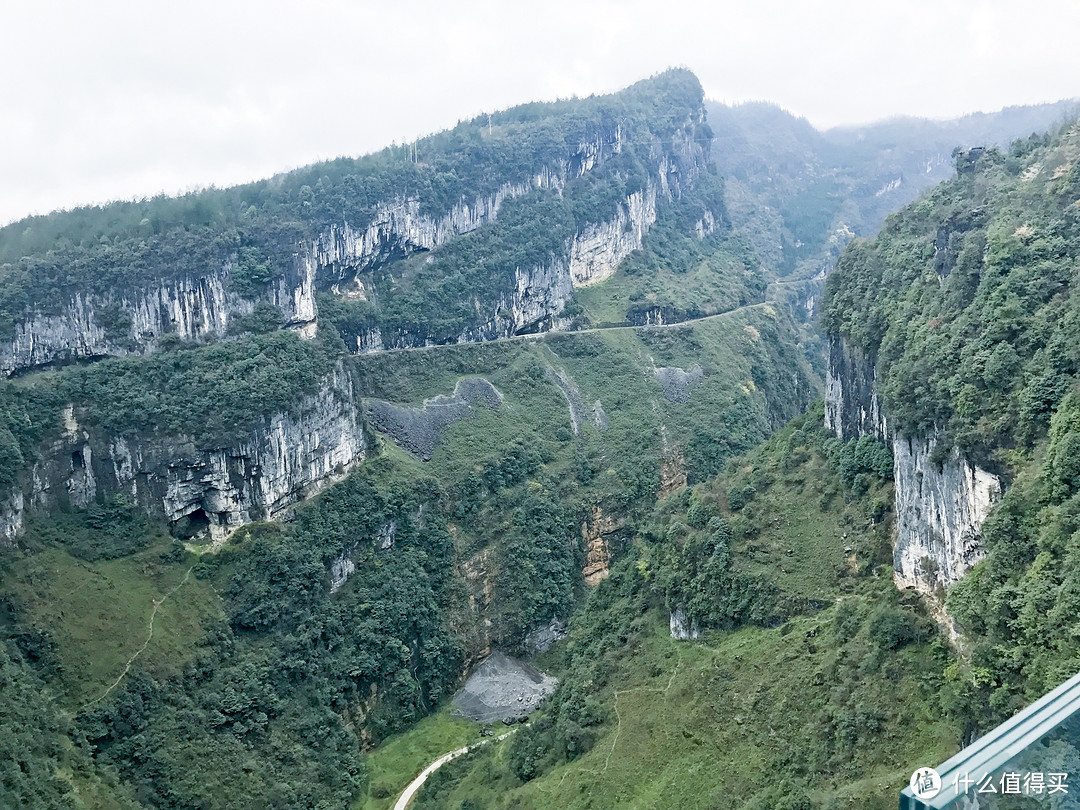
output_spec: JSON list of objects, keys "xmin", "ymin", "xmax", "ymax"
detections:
[
  {"xmin": 364, "ymin": 378, "xmax": 502, "ymax": 460},
  {"xmin": 451, "ymin": 652, "xmax": 558, "ymax": 724},
  {"xmin": 654, "ymin": 364, "xmax": 704, "ymax": 404}
]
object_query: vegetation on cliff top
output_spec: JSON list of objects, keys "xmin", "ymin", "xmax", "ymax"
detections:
[{"xmin": 824, "ymin": 124, "xmax": 1080, "ymax": 462}]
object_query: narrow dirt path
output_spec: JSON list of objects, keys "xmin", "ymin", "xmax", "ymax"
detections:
[
  {"xmin": 360, "ymin": 299, "xmax": 779, "ymax": 358},
  {"xmin": 393, "ymin": 727, "xmax": 521, "ymax": 810},
  {"xmin": 82, "ymin": 566, "xmax": 194, "ymax": 709}
]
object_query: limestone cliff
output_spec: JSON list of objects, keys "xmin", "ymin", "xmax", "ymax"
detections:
[
  {"xmin": 21, "ymin": 362, "xmax": 364, "ymax": 542},
  {"xmin": 0, "ymin": 489, "xmax": 23, "ymax": 547},
  {"xmin": 1, "ymin": 259, "xmax": 317, "ymax": 377},
  {"xmin": 824, "ymin": 336, "xmax": 1002, "ymax": 599},
  {"xmin": 345, "ymin": 125, "xmax": 713, "ymax": 350},
  {"xmin": 892, "ymin": 436, "xmax": 1002, "ymax": 593}
]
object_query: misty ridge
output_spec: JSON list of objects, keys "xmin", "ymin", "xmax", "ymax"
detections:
[{"xmin": 1, "ymin": 65, "xmax": 1079, "ymax": 810}]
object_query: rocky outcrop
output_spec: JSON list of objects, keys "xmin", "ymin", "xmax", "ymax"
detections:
[
  {"xmin": 0, "ymin": 489, "xmax": 23, "ymax": 547},
  {"xmin": 659, "ymin": 445, "xmax": 687, "ymax": 499},
  {"xmin": 328, "ymin": 519, "xmax": 397, "ymax": 593},
  {"xmin": 1, "ymin": 261, "xmax": 318, "ymax": 377},
  {"xmin": 892, "ymin": 436, "xmax": 1002, "ymax": 592},
  {"xmin": 27, "ymin": 362, "xmax": 365, "ymax": 542},
  {"xmin": 347, "ymin": 125, "xmax": 714, "ymax": 351},
  {"xmin": 824, "ymin": 336, "xmax": 1002, "ymax": 598},
  {"xmin": 329, "ymin": 547, "xmax": 357, "ymax": 594},
  {"xmin": 581, "ymin": 506, "xmax": 624, "ymax": 586},
  {"xmin": 364, "ymin": 378, "xmax": 502, "ymax": 460},
  {"xmin": 545, "ymin": 367, "xmax": 588, "ymax": 436},
  {"xmin": 670, "ymin": 607, "xmax": 702, "ymax": 640},
  {"xmin": 824, "ymin": 337, "xmax": 887, "ymax": 441},
  {"xmin": 569, "ymin": 184, "xmax": 658, "ymax": 287},
  {"xmin": 525, "ymin": 618, "xmax": 568, "ymax": 655},
  {"xmin": 316, "ymin": 130, "xmax": 636, "ymax": 296},
  {"xmin": 354, "ymin": 257, "xmax": 576, "ymax": 352}
]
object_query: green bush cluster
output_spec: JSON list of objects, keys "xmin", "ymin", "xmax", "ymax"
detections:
[
  {"xmin": 823, "ymin": 124, "xmax": 1080, "ymax": 459},
  {"xmin": 66, "ymin": 462, "xmax": 462, "ymax": 808}
]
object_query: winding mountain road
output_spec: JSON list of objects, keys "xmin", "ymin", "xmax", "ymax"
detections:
[
  {"xmin": 392, "ymin": 727, "xmax": 521, "ymax": 810},
  {"xmin": 358, "ymin": 278, "xmax": 815, "ymax": 358}
]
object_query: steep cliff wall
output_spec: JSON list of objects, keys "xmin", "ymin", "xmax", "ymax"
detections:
[
  {"xmin": 349, "ymin": 126, "xmax": 713, "ymax": 351},
  {"xmin": 1, "ymin": 259, "xmax": 317, "ymax": 377},
  {"xmin": 568, "ymin": 183, "xmax": 659, "ymax": 287},
  {"xmin": 823, "ymin": 337, "xmax": 887, "ymax": 441},
  {"xmin": 0, "ymin": 489, "xmax": 23, "ymax": 546},
  {"xmin": 22, "ymin": 362, "xmax": 364, "ymax": 542},
  {"xmin": 892, "ymin": 435, "xmax": 1002, "ymax": 592},
  {"xmin": 317, "ymin": 167, "xmax": 567, "ymax": 290},
  {"xmin": 824, "ymin": 336, "xmax": 1002, "ymax": 598}
]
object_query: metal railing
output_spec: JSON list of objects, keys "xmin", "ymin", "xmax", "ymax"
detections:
[{"xmin": 899, "ymin": 670, "xmax": 1080, "ymax": 809}]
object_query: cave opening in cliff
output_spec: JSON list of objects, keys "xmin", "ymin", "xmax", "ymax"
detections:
[{"xmin": 171, "ymin": 507, "xmax": 211, "ymax": 540}]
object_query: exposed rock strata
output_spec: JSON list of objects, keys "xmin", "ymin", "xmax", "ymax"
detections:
[
  {"xmin": 545, "ymin": 367, "xmax": 588, "ymax": 436},
  {"xmin": 581, "ymin": 506, "xmax": 624, "ymax": 586},
  {"xmin": 670, "ymin": 607, "xmax": 702, "ymax": 640},
  {"xmin": 824, "ymin": 336, "xmax": 1002, "ymax": 598},
  {"xmin": 0, "ymin": 490, "xmax": 23, "ymax": 547},
  {"xmin": 2, "ymin": 261, "xmax": 317, "ymax": 377},
  {"xmin": 24, "ymin": 362, "xmax": 364, "ymax": 542}
]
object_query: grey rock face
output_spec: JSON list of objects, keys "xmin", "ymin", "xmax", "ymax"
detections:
[
  {"xmin": 569, "ymin": 182, "xmax": 659, "ymax": 287},
  {"xmin": 525, "ymin": 618, "xmax": 568, "ymax": 655},
  {"xmin": 591, "ymin": 400, "xmax": 609, "ymax": 431},
  {"xmin": 824, "ymin": 335, "xmax": 1002, "ymax": 598},
  {"xmin": 346, "ymin": 126, "xmax": 713, "ymax": 351},
  {"xmin": 28, "ymin": 362, "xmax": 365, "ymax": 541},
  {"xmin": 364, "ymin": 378, "xmax": 503, "ymax": 461},
  {"xmin": 329, "ymin": 547, "xmax": 358, "ymax": 594},
  {"xmin": 0, "ymin": 489, "xmax": 23, "ymax": 547},
  {"xmin": 892, "ymin": 435, "xmax": 1002, "ymax": 591},
  {"xmin": 824, "ymin": 336, "xmax": 887, "ymax": 440},
  {"xmin": 1, "ymin": 261, "xmax": 318, "ymax": 377},
  {"xmin": 670, "ymin": 607, "xmax": 702, "ymax": 640},
  {"xmin": 544, "ymin": 367, "xmax": 588, "ymax": 436}
]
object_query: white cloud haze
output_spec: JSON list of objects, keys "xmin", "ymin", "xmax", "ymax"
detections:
[{"xmin": 2, "ymin": 0, "xmax": 1078, "ymax": 225}]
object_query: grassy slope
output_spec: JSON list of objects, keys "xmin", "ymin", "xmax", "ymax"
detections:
[
  {"xmin": 2, "ymin": 534, "xmax": 222, "ymax": 709},
  {"xmin": 359, "ymin": 709, "xmax": 485, "ymax": 810},
  {"xmin": 403, "ymin": 410, "xmax": 960, "ymax": 810},
  {"xmin": 358, "ymin": 301, "xmax": 809, "ymax": 493}
]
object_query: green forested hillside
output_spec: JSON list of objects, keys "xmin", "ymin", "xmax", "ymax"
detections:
[
  {"xmin": 407, "ymin": 407, "xmax": 959, "ymax": 810},
  {"xmin": 4, "ymin": 65, "xmax": 1080, "ymax": 810},
  {"xmin": 709, "ymin": 98, "xmax": 1080, "ymax": 280},
  {"xmin": 824, "ymin": 123, "xmax": 1080, "ymax": 726},
  {"xmin": 0, "ymin": 293, "xmax": 812, "ymax": 807},
  {"xmin": 1, "ymin": 69, "xmax": 741, "ymax": 349}
]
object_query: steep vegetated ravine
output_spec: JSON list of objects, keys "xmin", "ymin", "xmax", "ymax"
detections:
[{"xmin": 0, "ymin": 68, "xmax": 1077, "ymax": 810}]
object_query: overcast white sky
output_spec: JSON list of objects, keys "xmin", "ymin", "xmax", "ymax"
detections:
[{"xmin": 2, "ymin": 0, "xmax": 1078, "ymax": 226}]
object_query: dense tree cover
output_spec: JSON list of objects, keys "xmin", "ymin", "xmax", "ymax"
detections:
[
  {"xmin": 0, "ymin": 69, "xmax": 711, "ymax": 343},
  {"xmin": 416, "ymin": 407, "xmax": 948, "ymax": 809},
  {"xmin": 64, "ymin": 327, "xmax": 343, "ymax": 442},
  {"xmin": 709, "ymin": 98, "xmax": 1080, "ymax": 280},
  {"xmin": 824, "ymin": 120, "xmax": 1080, "ymax": 743},
  {"xmin": 504, "ymin": 407, "xmax": 901, "ymax": 781},
  {"xmin": 62, "ymin": 462, "xmax": 461, "ymax": 809},
  {"xmin": 0, "ymin": 381, "xmax": 62, "ymax": 492},
  {"xmin": 946, "ymin": 391, "xmax": 1080, "ymax": 726},
  {"xmin": 0, "ymin": 641, "xmax": 139, "ymax": 809},
  {"xmin": 824, "ymin": 124, "xmax": 1080, "ymax": 461}
]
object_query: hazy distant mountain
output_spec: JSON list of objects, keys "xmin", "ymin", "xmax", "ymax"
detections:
[{"xmin": 707, "ymin": 97, "xmax": 1080, "ymax": 278}]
